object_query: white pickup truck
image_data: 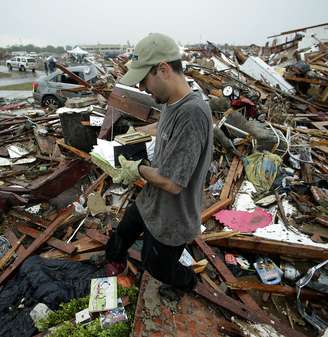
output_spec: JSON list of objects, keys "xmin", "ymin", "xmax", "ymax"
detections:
[{"xmin": 6, "ymin": 56, "xmax": 37, "ymax": 72}]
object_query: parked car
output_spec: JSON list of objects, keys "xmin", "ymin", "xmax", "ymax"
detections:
[
  {"xmin": 32, "ymin": 65, "xmax": 98, "ymax": 108},
  {"xmin": 6, "ymin": 56, "xmax": 37, "ymax": 72}
]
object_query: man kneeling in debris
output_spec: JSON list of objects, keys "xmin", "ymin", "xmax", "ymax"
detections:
[{"xmin": 105, "ymin": 33, "xmax": 213, "ymax": 298}]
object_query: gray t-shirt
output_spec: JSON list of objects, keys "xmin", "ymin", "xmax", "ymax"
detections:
[{"xmin": 136, "ymin": 92, "xmax": 213, "ymax": 246}]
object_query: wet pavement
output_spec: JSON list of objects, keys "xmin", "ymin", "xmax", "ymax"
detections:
[{"xmin": 0, "ymin": 65, "xmax": 43, "ymax": 100}]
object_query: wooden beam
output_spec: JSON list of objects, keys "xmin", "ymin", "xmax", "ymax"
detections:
[
  {"xmin": 0, "ymin": 174, "xmax": 106, "ymax": 285},
  {"xmin": 206, "ymin": 235, "xmax": 328, "ymax": 260},
  {"xmin": 284, "ymin": 74, "xmax": 328, "ymax": 86},
  {"xmin": 4, "ymin": 227, "xmax": 27, "ymax": 256},
  {"xmin": 0, "ymin": 207, "xmax": 74, "ymax": 285},
  {"xmin": 41, "ymin": 236, "xmax": 104, "ymax": 259},
  {"xmin": 57, "ymin": 250, "xmax": 105, "ymax": 262},
  {"xmin": 9, "ymin": 210, "xmax": 48, "ymax": 229},
  {"xmin": 220, "ymin": 156, "xmax": 241, "ymax": 200},
  {"xmin": 16, "ymin": 224, "xmax": 76, "ymax": 254},
  {"xmin": 194, "ymin": 282, "xmax": 307, "ymax": 337},
  {"xmin": 227, "ymin": 279, "xmax": 326, "ymax": 300},
  {"xmin": 56, "ymin": 138, "xmax": 90, "ymax": 160},
  {"xmin": 201, "ymin": 198, "xmax": 231, "ymax": 223},
  {"xmin": 195, "ymin": 238, "xmax": 261, "ymax": 310},
  {"xmin": 200, "ymin": 231, "xmax": 240, "ymax": 241},
  {"xmin": 0, "ymin": 235, "xmax": 25, "ymax": 270},
  {"xmin": 194, "ymin": 238, "xmax": 308, "ymax": 337},
  {"xmin": 85, "ymin": 228, "xmax": 109, "ymax": 245}
]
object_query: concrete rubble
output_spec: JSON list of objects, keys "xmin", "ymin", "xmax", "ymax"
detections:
[{"xmin": 0, "ymin": 23, "xmax": 328, "ymax": 337}]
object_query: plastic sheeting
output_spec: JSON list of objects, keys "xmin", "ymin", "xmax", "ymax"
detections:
[
  {"xmin": 243, "ymin": 152, "xmax": 282, "ymax": 193},
  {"xmin": 0, "ymin": 256, "xmax": 104, "ymax": 337}
]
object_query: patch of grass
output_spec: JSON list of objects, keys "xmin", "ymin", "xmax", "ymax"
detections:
[
  {"xmin": 0, "ymin": 72, "xmax": 13, "ymax": 79},
  {"xmin": 36, "ymin": 285, "xmax": 139, "ymax": 337},
  {"xmin": 0, "ymin": 82, "xmax": 33, "ymax": 91}
]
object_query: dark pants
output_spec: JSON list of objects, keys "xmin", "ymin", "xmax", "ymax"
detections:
[{"xmin": 105, "ymin": 202, "xmax": 197, "ymax": 291}]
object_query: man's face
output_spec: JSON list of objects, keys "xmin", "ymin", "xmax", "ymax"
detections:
[{"xmin": 138, "ymin": 64, "xmax": 169, "ymax": 104}]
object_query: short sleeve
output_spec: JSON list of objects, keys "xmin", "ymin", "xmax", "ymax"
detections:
[{"xmin": 159, "ymin": 109, "xmax": 208, "ymax": 188}]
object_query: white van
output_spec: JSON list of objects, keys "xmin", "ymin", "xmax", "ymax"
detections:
[{"xmin": 6, "ymin": 56, "xmax": 37, "ymax": 72}]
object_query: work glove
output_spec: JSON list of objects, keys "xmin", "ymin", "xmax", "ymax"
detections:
[
  {"xmin": 113, "ymin": 155, "xmax": 149, "ymax": 185},
  {"xmin": 90, "ymin": 152, "xmax": 120, "ymax": 180}
]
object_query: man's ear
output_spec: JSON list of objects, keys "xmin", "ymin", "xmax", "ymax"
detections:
[{"xmin": 158, "ymin": 62, "xmax": 171, "ymax": 79}]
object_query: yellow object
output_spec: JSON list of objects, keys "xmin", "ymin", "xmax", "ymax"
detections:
[
  {"xmin": 113, "ymin": 156, "xmax": 142, "ymax": 185},
  {"xmin": 243, "ymin": 152, "xmax": 282, "ymax": 193},
  {"xmin": 90, "ymin": 152, "xmax": 119, "ymax": 178}
]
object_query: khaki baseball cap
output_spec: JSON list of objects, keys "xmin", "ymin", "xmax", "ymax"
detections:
[{"xmin": 119, "ymin": 33, "xmax": 181, "ymax": 86}]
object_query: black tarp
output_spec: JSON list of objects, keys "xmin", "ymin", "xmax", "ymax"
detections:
[{"xmin": 0, "ymin": 256, "xmax": 104, "ymax": 337}]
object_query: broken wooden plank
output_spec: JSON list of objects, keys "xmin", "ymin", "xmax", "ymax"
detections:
[
  {"xmin": 98, "ymin": 105, "xmax": 123, "ymax": 140},
  {"xmin": 85, "ymin": 228, "xmax": 109, "ymax": 245},
  {"xmin": 0, "ymin": 235, "xmax": 25, "ymax": 270},
  {"xmin": 33, "ymin": 127, "xmax": 57, "ymax": 155},
  {"xmin": 0, "ymin": 207, "xmax": 74, "ymax": 285},
  {"xmin": 0, "ymin": 191, "xmax": 28, "ymax": 213},
  {"xmin": 109, "ymin": 86, "xmax": 152, "ymax": 122},
  {"xmin": 216, "ymin": 318, "xmax": 244, "ymax": 337},
  {"xmin": 41, "ymin": 236, "xmax": 104, "ymax": 259},
  {"xmin": 200, "ymin": 230, "xmax": 240, "ymax": 241},
  {"xmin": 320, "ymin": 87, "xmax": 328, "ymax": 103},
  {"xmin": 195, "ymin": 238, "xmax": 261, "ymax": 311},
  {"xmin": 194, "ymin": 282, "xmax": 265, "ymax": 323},
  {"xmin": 220, "ymin": 156, "xmax": 241, "ymax": 200},
  {"xmin": 9, "ymin": 209, "xmax": 48, "ymax": 229},
  {"xmin": 192, "ymin": 259, "xmax": 208, "ymax": 274},
  {"xmin": 199, "ymin": 272, "xmax": 223, "ymax": 294},
  {"xmin": 311, "ymin": 121, "xmax": 328, "ymax": 131},
  {"xmin": 227, "ymin": 279, "xmax": 326, "ymax": 300},
  {"xmin": 194, "ymin": 238, "xmax": 308, "ymax": 337},
  {"xmin": 0, "ymin": 173, "xmax": 106, "ymax": 285},
  {"xmin": 201, "ymin": 198, "xmax": 231, "ymax": 223},
  {"xmin": 194, "ymin": 282, "xmax": 307, "ymax": 337},
  {"xmin": 56, "ymin": 139, "xmax": 91, "ymax": 160},
  {"xmin": 57, "ymin": 250, "xmax": 105, "ymax": 262},
  {"xmin": 4, "ymin": 227, "xmax": 27, "ymax": 257},
  {"xmin": 30, "ymin": 159, "xmax": 91, "ymax": 200},
  {"xmin": 206, "ymin": 235, "xmax": 328, "ymax": 260},
  {"xmin": 284, "ymin": 74, "xmax": 328, "ymax": 86},
  {"xmin": 127, "ymin": 260, "xmax": 139, "ymax": 276},
  {"xmin": 16, "ymin": 224, "xmax": 76, "ymax": 254},
  {"xmin": 0, "ymin": 115, "xmax": 59, "ymax": 128}
]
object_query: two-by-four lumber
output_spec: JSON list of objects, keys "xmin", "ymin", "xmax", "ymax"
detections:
[
  {"xmin": 17, "ymin": 224, "xmax": 76, "ymax": 254},
  {"xmin": 0, "ymin": 173, "xmax": 106, "ymax": 286},
  {"xmin": 206, "ymin": 235, "xmax": 328, "ymax": 260},
  {"xmin": 194, "ymin": 238, "xmax": 307, "ymax": 337}
]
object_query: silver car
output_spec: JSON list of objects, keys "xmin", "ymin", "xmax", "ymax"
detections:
[{"xmin": 33, "ymin": 65, "xmax": 98, "ymax": 108}]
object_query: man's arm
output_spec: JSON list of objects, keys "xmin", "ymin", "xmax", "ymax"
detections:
[
  {"xmin": 135, "ymin": 122, "xmax": 158, "ymax": 136},
  {"xmin": 139, "ymin": 165, "xmax": 182, "ymax": 194}
]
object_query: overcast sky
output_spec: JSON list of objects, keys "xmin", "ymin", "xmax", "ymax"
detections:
[{"xmin": 1, "ymin": 0, "xmax": 327, "ymax": 47}]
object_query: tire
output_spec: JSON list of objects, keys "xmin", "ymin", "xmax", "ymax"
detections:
[
  {"xmin": 7, "ymin": 64, "xmax": 12, "ymax": 71},
  {"xmin": 20, "ymin": 65, "xmax": 26, "ymax": 72},
  {"xmin": 42, "ymin": 95, "xmax": 61, "ymax": 109}
]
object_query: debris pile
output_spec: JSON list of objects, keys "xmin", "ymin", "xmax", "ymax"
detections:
[{"xmin": 0, "ymin": 28, "xmax": 328, "ymax": 337}]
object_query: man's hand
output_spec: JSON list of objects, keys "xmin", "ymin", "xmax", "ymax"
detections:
[{"xmin": 113, "ymin": 156, "xmax": 143, "ymax": 185}]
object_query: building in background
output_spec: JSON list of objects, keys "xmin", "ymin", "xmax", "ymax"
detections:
[{"xmin": 78, "ymin": 44, "xmax": 133, "ymax": 58}]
